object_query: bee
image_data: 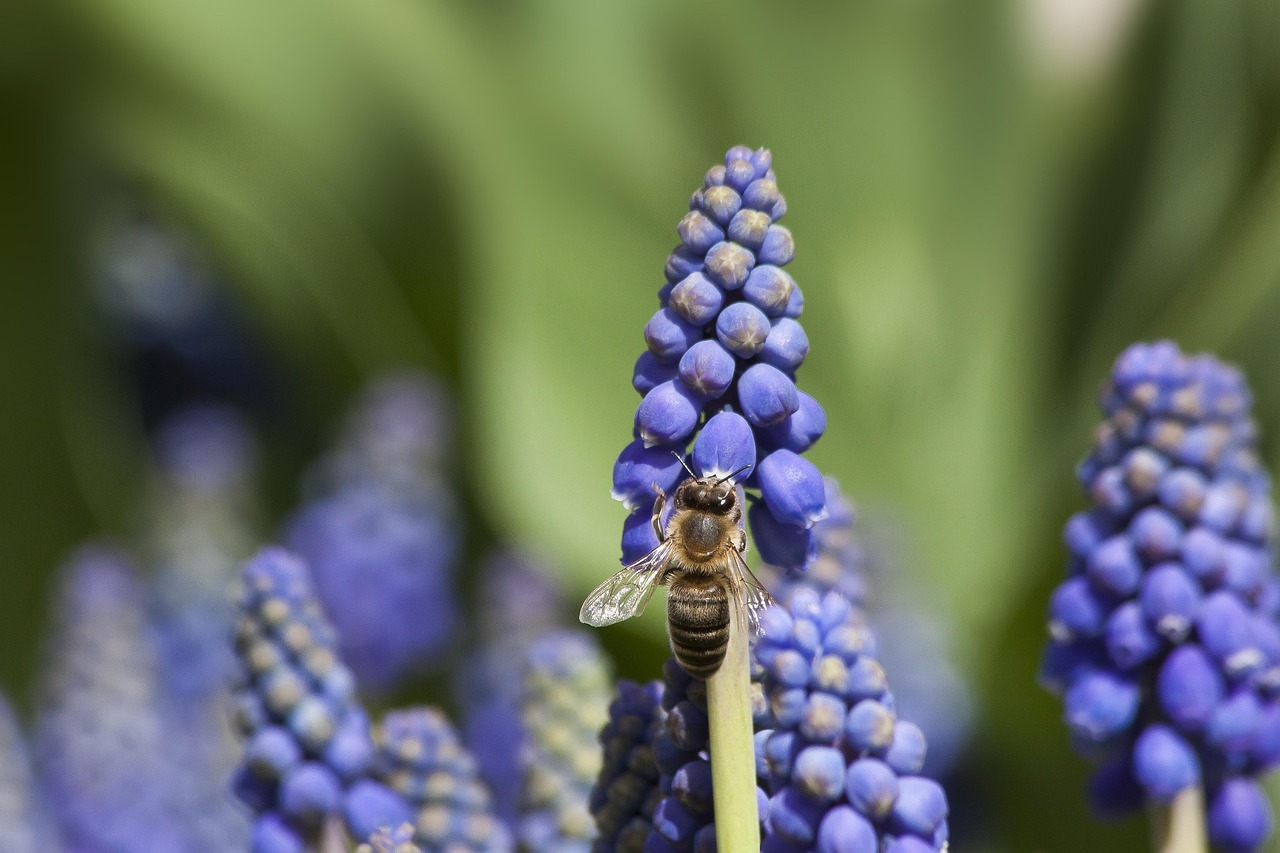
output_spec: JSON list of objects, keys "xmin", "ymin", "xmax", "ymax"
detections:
[{"xmin": 579, "ymin": 459, "xmax": 775, "ymax": 678}]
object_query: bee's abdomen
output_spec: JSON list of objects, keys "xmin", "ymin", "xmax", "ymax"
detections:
[{"xmin": 666, "ymin": 579, "xmax": 730, "ymax": 679}]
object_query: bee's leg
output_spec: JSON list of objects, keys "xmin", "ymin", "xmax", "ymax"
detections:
[
  {"xmin": 731, "ymin": 527, "xmax": 747, "ymax": 553},
  {"xmin": 651, "ymin": 486, "xmax": 668, "ymax": 542}
]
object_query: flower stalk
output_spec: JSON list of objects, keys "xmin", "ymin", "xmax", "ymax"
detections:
[
  {"xmin": 1150, "ymin": 787, "xmax": 1207, "ymax": 853},
  {"xmin": 706, "ymin": 598, "xmax": 760, "ymax": 852}
]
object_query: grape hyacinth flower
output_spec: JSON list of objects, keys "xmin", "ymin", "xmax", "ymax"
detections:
[
  {"xmin": 754, "ymin": 588, "xmax": 949, "ymax": 852},
  {"xmin": 598, "ymin": 144, "xmax": 831, "ymax": 852},
  {"xmin": 231, "ymin": 547, "xmax": 410, "ymax": 852},
  {"xmin": 519, "ymin": 631, "xmax": 612, "ymax": 852},
  {"xmin": 590, "ymin": 680, "xmax": 666, "ymax": 852},
  {"xmin": 763, "ymin": 478, "xmax": 867, "ymax": 609},
  {"xmin": 319, "ymin": 371, "xmax": 454, "ymax": 493},
  {"xmin": 639, "ymin": 658, "xmax": 768, "ymax": 852},
  {"xmin": 152, "ymin": 399, "xmax": 260, "ymax": 498},
  {"xmin": 1040, "ymin": 341, "xmax": 1280, "ymax": 851},
  {"xmin": 0, "ymin": 695, "xmax": 60, "ymax": 852},
  {"xmin": 287, "ymin": 372, "xmax": 461, "ymax": 693},
  {"xmin": 762, "ymin": 479, "xmax": 973, "ymax": 778},
  {"xmin": 589, "ymin": 578, "xmax": 950, "ymax": 851},
  {"xmin": 458, "ymin": 551, "xmax": 568, "ymax": 825},
  {"xmin": 147, "ymin": 404, "xmax": 259, "ymax": 849},
  {"xmin": 613, "ymin": 145, "xmax": 827, "ymax": 572},
  {"xmin": 36, "ymin": 545, "xmax": 189, "ymax": 851},
  {"xmin": 373, "ymin": 708, "xmax": 511, "ymax": 852},
  {"xmin": 357, "ymin": 823, "xmax": 424, "ymax": 853},
  {"xmin": 148, "ymin": 403, "xmax": 259, "ymax": 701}
]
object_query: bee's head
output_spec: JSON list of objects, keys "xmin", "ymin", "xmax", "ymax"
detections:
[{"xmin": 677, "ymin": 477, "xmax": 738, "ymax": 514}]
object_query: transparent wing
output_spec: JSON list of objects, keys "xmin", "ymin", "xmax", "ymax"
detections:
[
  {"xmin": 727, "ymin": 550, "xmax": 778, "ymax": 636},
  {"xmin": 579, "ymin": 541, "xmax": 672, "ymax": 627}
]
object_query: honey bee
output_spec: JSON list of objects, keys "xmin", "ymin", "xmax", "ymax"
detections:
[{"xmin": 579, "ymin": 460, "xmax": 775, "ymax": 678}]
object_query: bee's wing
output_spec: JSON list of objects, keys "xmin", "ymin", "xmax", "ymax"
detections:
[
  {"xmin": 578, "ymin": 541, "xmax": 672, "ymax": 627},
  {"xmin": 727, "ymin": 549, "xmax": 778, "ymax": 636}
]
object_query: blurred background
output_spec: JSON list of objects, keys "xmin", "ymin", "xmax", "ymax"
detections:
[{"xmin": 4, "ymin": 0, "xmax": 1280, "ymax": 850}]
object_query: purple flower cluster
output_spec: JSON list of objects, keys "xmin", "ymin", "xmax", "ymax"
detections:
[
  {"xmin": 764, "ymin": 478, "xmax": 867, "ymax": 609},
  {"xmin": 613, "ymin": 146, "xmax": 827, "ymax": 571},
  {"xmin": 147, "ymin": 405, "xmax": 260, "ymax": 829},
  {"xmin": 754, "ymin": 589, "xmax": 948, "ymax": 853},
  {"xmin": 373, "ymin": 708, "xmax": 510, "ymax": 852},
  {"xmin": 1041, "ymin": 341, "xmax": 1280, "ymax": 851},
  {"xmin": 764, "ymin": 480, "xmax": 973, "ymax": 779},
  {"xmin": 231, "ymin": 547, "xmax": 408, "ymax": 852},
  {"xmin": 319, "ymin": 371, "xmax": 454, "ymax": 493},
  {"xmin": 590, "ymin": 680, "xmax": 666, "ymax": 852},
  {"xmin": 641, "ymin": 659, "xmax": 767, "ymax": 852},
  {"xmin": 286, "ymin": 372, "xmax": 460, "ymax": 693},
  {"xmin": 0, "ymin": 695, "xmax": 59, "ymax": 853},
  {"xmin": 519, "ymin": 631, "xmax": 613, "ymax": 852},
  {"xmin": 141, "ymin": 404, "xmax": 269, "ymax": 851},
  {"xmin": 36, "ymin": 546, "xmax": 193, "ymax": 852},
  {"xmin": 458, "ymin": 552, "xmax": 568, "ymax": 825},
  {"xmin": 357, "ymin": 823, "xmax": 424, "ymax": 853},
  {"xmin": 591, "ymin": 473, "xmax": 952, "ymax": 853}
]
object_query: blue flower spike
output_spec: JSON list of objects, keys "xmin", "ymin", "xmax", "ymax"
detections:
[
  {"xmin": 518, "ymin": 631, "xmax": 612, "ymax": 852},
  {"xmin": 37, "ymin": 546, "xmax": 192, "ymax": 851},
  {"xmin": 615, "ymin": 145, "xmax": 828, "ymax": 572},
  {"xmin": 754, "ymin": 588, "xmax": 950, "ymax": 852},
  {"xmin": 356, "ymin": 823, "xmax": 424, "ymax": 853},
  {"xmin": 590, "ymin": 680, "xmax": 666, "ymax": 851},
  {"xmin": 598, "ymin": 145, "xmax": 832, "ymax": 853},
  {"xmin": 636, "ymin": 659, "xmax": 768, "ymax": 851},
  {"xmin": 371, "ymin": 707, "xmax": 510, "ymax": 852},
  {"xmin": 0, "ymin": 694, "xmax": 59, "ymax": 853},
  {"xmin": 286, "ymin": 372, "xmax": 461, "ymax": 694},
  {"xmin": 594, "ymin": 148, "xmax": 952, "ymax": 852},
  {"xmin": 148, "ymin": 404, "xmax": 260, "ymax": 850},
  {"xmin": 1041, "ymin": 341, "xmax": 1280, "ymax": 851},
  {"xmin": 231, "ymin": 547, "xmax": 411, "ymax": 851}
]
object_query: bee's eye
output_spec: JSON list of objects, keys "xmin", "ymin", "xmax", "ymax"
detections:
[{"xmin": 715, "ymin": 493, "xmax": 733, "ymax": 510}]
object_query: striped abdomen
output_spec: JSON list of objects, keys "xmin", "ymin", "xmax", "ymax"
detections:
[{"xmin": 666, "ymin": 576, "xmax": 730, "ymax": 678}]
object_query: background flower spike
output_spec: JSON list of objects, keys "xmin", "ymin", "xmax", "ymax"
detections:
[
  {"xmin": 286, "ymin": 372, "xmax": 461, "ymax": 695},
  {"xmin": 231, "ymin": 547, "xmax": 412, "ymax": 851},
  {"xmin": 517, "ymin": 630, "xmax": 611, "ymax": 853},
  {"xmin": 1041, "ymin": 341, "xmax": 1280, "ymax": 852},
  {"xmin": 371, "ymin": 707, "xmax": 510, "ymax": 852}
]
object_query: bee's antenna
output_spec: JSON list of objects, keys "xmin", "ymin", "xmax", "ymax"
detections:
[
  {"xmin": 714, "ymin": 463, "xmax": 754, "ymax": 485},
  {"xmin": 671, "ymin": 451, "xmax": 699, "ymax": 480}
]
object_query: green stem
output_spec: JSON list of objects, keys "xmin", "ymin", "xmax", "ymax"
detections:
[
  {"xmin": 1149, "ymin": 787, "xmax": 1207, "ymax": 853},
  {"xmin": 707, "ymin": 597, "xmax": 760, "ymax": 852}
]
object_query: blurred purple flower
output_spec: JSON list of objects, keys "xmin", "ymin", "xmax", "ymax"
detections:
[
  {"xmin": 356, "ymin": 823, "xmax": 423, "ymax": 853},
  {"xmin": 590, "ymin": 680, "xmax": 666, "ymax": 851},
  {"xmin": 231, "ymin": 547, "xmax": 408, "ymax": 851},
  {"xmin": 1041, "ymin": 341, "xmax": 1280, "ymax": 846},
  {"xmin": 372, "ymin": 707, "xmax": 510, "ymax": 852},
  {"xmin": 457, "ymin": 551, "xmax": 567, "ymax": 824},
  {"xmin": 286, "ymin": 372, "xmax": 461, "ymax": 693},
  {"xmin": 36, "ymin": 546, "xmax": 192, "ymax": 851},
  {"xmin": 518, "ymin": 631, "xmax": 612, "ymax": 853},
  {"xmin": 0, "ymin": 695, "xmax": 60, "ymax": 853}
]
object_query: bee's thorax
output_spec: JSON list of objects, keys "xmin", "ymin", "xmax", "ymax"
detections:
[{"xmin": 675, "ymin": 511, "xmax": 728, "ymax": 561}]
